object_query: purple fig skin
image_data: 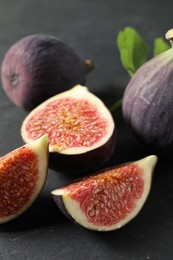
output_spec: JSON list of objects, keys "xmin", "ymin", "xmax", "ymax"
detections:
[
  {"xmin": 49, "ymin": 129, "xmax": 116, "ymax": 175},
  {"xmin": 52, "ymin": 195, "xmax": 75, "ymax": 223},
  {"xmin": 122, "ymin": 49, "xmax": 173, "ymax": 158},
  {"xmin": 1, "ymin": 34, "xmax": 90, "ymax": 111}
]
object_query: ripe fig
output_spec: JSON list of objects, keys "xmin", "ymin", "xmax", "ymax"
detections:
[
  {"xmin": 21, "ymin": 85, "xmax": 116, "ymax": 174},
  {"xmin": 1, "ymin": 34, "xmax": 94, "ymax": 111},
  {"xmin": 122, "ymin": 28, "xmax": 173, "ymax": 158},
  {"xmin": 51, "ymin": 155, "xmax": 157, "ymax": 231},
  {"xmin": 0, "ymin": 135, "xmax": 48, "ymax": 223}
]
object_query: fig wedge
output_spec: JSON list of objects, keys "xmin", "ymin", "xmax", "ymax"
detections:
[
  {"xmin": 51, "ymin": 155, "xmax": 157, "ymax": 231},
  {"xmin": 0, "ymin": 135, "xmax": 48, "ymax": 223}
]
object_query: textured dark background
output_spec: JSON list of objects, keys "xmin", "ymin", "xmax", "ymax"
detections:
[{"xmin": 0, "ymin": 0, "xmax": 173, "ymax": 259}]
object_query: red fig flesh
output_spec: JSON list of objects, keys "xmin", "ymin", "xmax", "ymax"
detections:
[
  {"xmin": 0, "ymin": 135, "xmax": 48, "ymax": 223},
  {"xmin": 21, "ymin": 85, "xmax": 116, "ymax": 173},
  {"xmin": 51, "ymin": 155, "xmax": 157, "ymax": 231}
]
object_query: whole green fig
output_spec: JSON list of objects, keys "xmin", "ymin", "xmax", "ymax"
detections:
[{"xmin": 122, "ymin": 29, "xmax": 173, "ymax": 158}]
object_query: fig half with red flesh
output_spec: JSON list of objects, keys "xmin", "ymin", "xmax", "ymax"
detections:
[
  {"xmin": 0, "ymin": 135, "xmax": 48, "ymax": 223},
  {"xmin": 21, "ymin": 85, "xmax": 116, "ymax": 173},
  {"xmin": 51, "ymin": 155, "xmax": 157, "ymax": 231}
]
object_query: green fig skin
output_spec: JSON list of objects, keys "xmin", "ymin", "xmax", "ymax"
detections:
[{"xmin": 122, "ymin": 45, "xmax": 173, "ymax": 159}]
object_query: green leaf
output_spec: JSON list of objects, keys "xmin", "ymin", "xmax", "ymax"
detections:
[
  {"xmin": 117, "ymin": 27, "xmax": 149, "ymax": 77},
  {"xmin": 153, "ymin": 37, "xmax": 170, "ymax": 56}
]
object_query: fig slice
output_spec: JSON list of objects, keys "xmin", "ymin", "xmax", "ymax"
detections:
[
  {"xmin": 0, "ymin": 135, "xmax": 48, "ymax": 224},
  {"xmin": 21, "ymin": 85, "xmax": 116, "ymax": 174},
  {"xmin": 51, "ymin": 155, "xmax": 157, "ymax": 231}
]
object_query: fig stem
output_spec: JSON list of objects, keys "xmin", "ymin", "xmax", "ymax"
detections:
[
  {"xmin": 84, "ymin": 59, "xmax": 95, "ymax": 74},
  {"xmin": 165, "ymin": 29, "xmax": 173, "ymax": 45},
  {"xmin": 109, "ymin": 98, "xmax": 122, "ymax": 112}
]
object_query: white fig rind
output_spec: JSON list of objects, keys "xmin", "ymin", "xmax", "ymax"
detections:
[{"xmin": 25, "ymin": 135, "xmax": 49, "ymax": 206}]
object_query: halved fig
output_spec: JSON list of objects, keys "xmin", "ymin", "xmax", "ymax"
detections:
[
  {"xmin": 51, "ymin": 155, "xmax": 157, "ymax": 231},
  {"xmin": 21, "ymin": 85, "xmax": 116, "ymax": 174},
  {"xmin": 0, "ymin": 135, "xmax": 48, "ymax": 223}
]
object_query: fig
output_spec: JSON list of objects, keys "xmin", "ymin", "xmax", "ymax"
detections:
[
  {"xmin": 122, "ymin": 28, "xmax": 173, "ymax": 158},
  {"xmin": 21, "ymin": 85, "xmax": 116, "ymax": 174},
  {"xmin": 1, "ymin": 34, "xmax": 94, "ymax": 111},
  {"xmin": 51, "ymin": 155, "xmax": 157, "ymax": 231},
  {"xmin": 0, "ymin": 135, "xmax": 48, "ymax": 223}
]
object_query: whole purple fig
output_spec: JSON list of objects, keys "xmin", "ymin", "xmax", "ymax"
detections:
[
  {"xmin": 122, "ymin": 29, "xmax": 173, "ymax": 158},
  {"xmin": 1, "ymin": 34, "xmax": 94, "ymax": 111}
]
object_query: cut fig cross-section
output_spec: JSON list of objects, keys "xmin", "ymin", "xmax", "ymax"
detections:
[
  {"xmin": 51, "ymin": 155, "xmax": 158, "ymax": 231},
  {"xmin": 21, "ymin": 85, "xmax": 116, "ymax": 173},
  {"xmin": 0, "ymin": 135, "xmax": 48, "ymax": 223}
]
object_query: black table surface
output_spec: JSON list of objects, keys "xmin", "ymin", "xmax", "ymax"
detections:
[{"xmin": 0, "ymin": 0, "xmax": 173, "ymax": 259}]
